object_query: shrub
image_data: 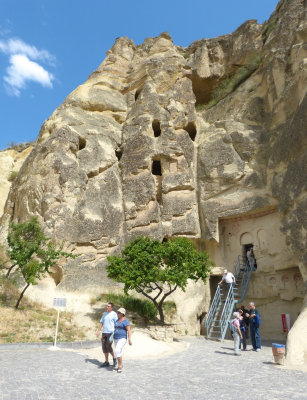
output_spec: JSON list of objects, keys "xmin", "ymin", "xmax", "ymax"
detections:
[
  {"xmin": 96, "ymin": 293, "xmax": 157, "ymax": 321},
  {"xmin": 7, "ymin": 171, "xmax": 18, "ymax": 182},
  {"xmin": 0, "ymin": 276, "xmax": 20, "ymax": 306},
  {"xmin": 5, "ymin": 141, "xmax": 34, "ymax": 152},
  {"xmin": 262, "ymin": 16, "xmax": 278, "ymax": 43},
  {"xmin": 199, "ymin": 53, "xmax": 262, "ymax": 110},
  {"xmin": 162, "ymin": 301, "xmax": 177, "ymax": 316}
]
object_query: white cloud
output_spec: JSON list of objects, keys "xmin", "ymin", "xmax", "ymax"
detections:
[
  {"xmin": 4, "ymin": 54, "xmax": 54, "ymax": 96},
  {"xmin": 0, "ymin": 37, "xmax": 56, "ymax": 96}
]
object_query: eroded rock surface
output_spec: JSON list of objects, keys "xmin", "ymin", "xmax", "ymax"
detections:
[{"xmin": 0, "ymin": 0, "xmax": 306, "ymax": 364}]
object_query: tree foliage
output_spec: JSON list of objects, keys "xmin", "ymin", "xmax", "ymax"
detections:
[
  {"xmin": 107, "ymin": 237, "xmax": 213, "ymax": 324},
  {"xmin": 6, "ymin": 217, "xmax": 75, "ymax": 309}
]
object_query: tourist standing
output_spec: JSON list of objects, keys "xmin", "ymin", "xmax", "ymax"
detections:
[
  {"xmin": 114, "ymin": 307, "xmax": 132, "ymax": 373},
  {"xmin": 247, "ymin": 246, "xmax": 257, "ymax": 270},
  {"xmin": 238, "ymin": 309, "xmax": 247, "ymax": 350},
  {"xmin": 248, "ymin": 302, "xmax": 261, "ymax": 351},
  {"xmin": 232, "ymin": 312, "xmax": 243, "ymax": 356},
  {"xmin": 240, "ymin": 304, "xmax": 250, "ymax": 338},
  {"xmin": 96, "ymin": 302, "xmax": 118, "ymax": 367}
]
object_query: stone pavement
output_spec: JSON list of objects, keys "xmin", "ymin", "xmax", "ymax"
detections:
[{"xmin": 0, "ymin": 337, "xmax": 306, "ymax": 400}]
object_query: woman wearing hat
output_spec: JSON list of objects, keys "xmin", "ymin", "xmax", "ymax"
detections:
[{"xmin": 114, "ymin": 307, "xmax": 132, "ymax": 373}]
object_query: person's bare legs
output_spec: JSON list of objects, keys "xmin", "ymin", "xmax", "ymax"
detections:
[{"xmin": 117, "ymin": 356, "xmax": 123, "ymax": 369}]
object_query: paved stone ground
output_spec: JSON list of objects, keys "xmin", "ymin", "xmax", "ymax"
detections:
[{"xmin": 0, "ymin": 338, "xmax": 306, "ymax": 400}]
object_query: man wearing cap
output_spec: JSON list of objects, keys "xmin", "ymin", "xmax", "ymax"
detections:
[
  {"xmin": 218, "ymin": 269, "xmax": 236, "ymax": 288},
  {"xmin": 96, "ymin": 302, "xmax": 118, "ymax": 367}
]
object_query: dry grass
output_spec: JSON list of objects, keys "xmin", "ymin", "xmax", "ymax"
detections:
[{"xmin": 0, "ymin": 276, "xmax": 87, "ymax": 343}]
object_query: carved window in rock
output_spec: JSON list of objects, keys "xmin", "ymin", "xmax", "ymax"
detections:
[
  {"xmin": 115, "ymin": 149, "xmax": 123, "ymax": 161},
  {"xmin": 135, "ymin": 89, "xmax": 141, "ymax": 101},
  {"xmin": 184, "ymin": 122, "xmax": 197, "ymax": 141},
  {"xmin": 152, "ymin": 160, "xmax": 162, "ymax": 176},
  {"xmin": 152, "ymin": 120, "xmax": 161, "ymax": 138},
  {"xmin": 78, "ymin": 137, "xmax": 86, "ymax": 150},
  {"xmin": 152, "ymin": 159, "xmax": 162, "ymax": 205}
]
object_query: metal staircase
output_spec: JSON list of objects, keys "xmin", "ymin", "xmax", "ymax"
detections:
[{"xmin": 205, "ymin": 256, "xmax": 253, "ymax": 341}]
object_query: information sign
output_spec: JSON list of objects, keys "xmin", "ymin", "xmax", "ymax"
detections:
[{"xmin": 53, "ymin": 298, "xmax": 67, "ymax": 308}]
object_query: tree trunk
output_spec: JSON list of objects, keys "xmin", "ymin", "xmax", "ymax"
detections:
[
  {"xmin": 157, "ymin": 304, "xmax": 165, "ymax": 325},
  {"xmin": 6, "ymin": 264, "xmax": 16, "ymax": 278},
  {"xmin": 15, "ymin": 283, "xmax": 30, "ymax": 309}
]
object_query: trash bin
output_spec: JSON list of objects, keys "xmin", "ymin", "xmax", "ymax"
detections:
[{"xmin": 272, "ymin": 343, "xmax": 286, "ymax": 364}]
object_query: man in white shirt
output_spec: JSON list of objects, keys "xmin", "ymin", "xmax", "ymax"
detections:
[
  {"xmin": 96, "ymin": 302, "xmax": 118, "ymax": 367},
  {"xmin": 218, "ymin": 269, "xmax": 236, "ymax": 287}
]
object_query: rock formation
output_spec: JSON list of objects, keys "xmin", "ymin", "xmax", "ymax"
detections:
[
  {"xmin": 0, "ymin": 0, "xmax": 306, "ymax": 365},
  {"xmin": 0, "ymin": 145, "xmax": 32, "ymax": 216}
]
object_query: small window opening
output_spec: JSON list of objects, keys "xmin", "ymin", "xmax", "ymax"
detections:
[
  {"xmin": 115, "ymin": 149, "xmax": 123, "ymax": 161},
  {"xmin": 152, "ymin": 160, "xmax": 162, "ymax": 176},
  {"xmin": 135, "ymin": 89, "xmax": 141, "ymax": 101},
  {"xmin": 184, "ymin": 122, "xmax": 197, "ymax": 141},
  {"xmin": 152, "ymin": 120, "xmax": 161, "ymax": 138},
  {"xmin": 78, "ymin": 137, "xmax": 86, "ymax": 150}
]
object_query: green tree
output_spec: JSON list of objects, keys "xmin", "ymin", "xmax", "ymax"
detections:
[
  {"xmin": 107, "ymin": 237, "xmax": 213, "ymax": 324},
  {"xmin": 6, "ymin": 217, "xmax": 75, "ymax": 309}
]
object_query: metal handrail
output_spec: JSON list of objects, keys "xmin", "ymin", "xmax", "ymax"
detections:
[
  {"xmin": 206, "ymin": 255, "xmax": 254, "ymax": 341},
  {"xmin": 220, "ymin": 284, "xmax": 235, "ymax": 340},
  {"xmin": 235, "ymin": 256, "xmax": 253, "ymax": 303},
  {"xmin": 205, "ymin": 284, "xmax": 221, "ymax": 337}
]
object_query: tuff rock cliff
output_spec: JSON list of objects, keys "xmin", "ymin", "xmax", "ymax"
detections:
[{"xmin": 0, "ymin": 0, "xmax": 306, "ymax": 365}]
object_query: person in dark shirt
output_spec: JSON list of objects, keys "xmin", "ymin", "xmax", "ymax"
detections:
[
  {"xmin": 240, "ymin": 304, "xmax": 250, "ymax": 338},
  {"xmin": 238, "ymin": 309, "xmax": 247, "ymax": 350},
  {"xmin": 247, "ymin": 302, "xmax": 261, "ymax": 351}
]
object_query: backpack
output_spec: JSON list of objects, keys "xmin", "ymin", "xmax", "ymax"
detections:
[{"xmin": 228, "ymin": 319, "xmax": 238, "ymax": 333}]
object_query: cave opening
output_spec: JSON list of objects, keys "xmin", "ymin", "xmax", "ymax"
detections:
[
  {"xmin": 78, "ymin": 137, "xmax": 86, "ymax": 150},
  {"xmin": 152, "ymin": 120, "xmax": 161, "ymax": 138},
  {"xmin": 184, "ymin": 122, "xmax": 197, "ymax": 141},
  {"xmin": 152, "ymin": 160, "xmax": 162, "ymax": 176},
  {"xmin": 135, "ymin": 89, "xmax": 141, "ymax": 101},
  {"xmin": 115, "ymin": 149, "xmax": 123, "ymax": 161}
]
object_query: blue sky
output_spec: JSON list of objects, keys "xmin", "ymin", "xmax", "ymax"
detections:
[{"xmin": 0, "ymin": 0, "xmax": 279, "ymax": 150}]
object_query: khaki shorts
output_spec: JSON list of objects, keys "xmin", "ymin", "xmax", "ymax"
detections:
[{"xmin": 101, "ymin": 333, "xmax": 113, "ymax": 354}]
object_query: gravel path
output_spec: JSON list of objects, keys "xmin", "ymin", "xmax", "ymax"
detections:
[{"xmin": 0, "ymin": 337, "xmax": 306, "ymax": 400}]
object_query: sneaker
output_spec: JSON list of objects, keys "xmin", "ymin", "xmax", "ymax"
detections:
[
  {"xmin": 117, "ymin": 368, "xmax": 122, "ymax": 373},
  {"xmin": 256, "ymin": 348, "xmax": 261, "ymax": 352},
  {"xmin": 113, "ymin": 358, "xmax": 117, "ymax": 368},
  {"xmin": 99, "ymin": 361, "xmax": 110, "ymax": 368}
]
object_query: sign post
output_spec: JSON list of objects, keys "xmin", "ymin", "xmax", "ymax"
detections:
[
  {"xmin": 49, "ymin": 297, "xmax": 67, "ymax": 351},
  {"xmin": 281, "ymin": 313, "xmax": 291, "ymax": 333}
]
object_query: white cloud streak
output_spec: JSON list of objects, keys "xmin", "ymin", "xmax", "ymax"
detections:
[{"xmin": 0, "ymin": 38, "xmax": 55, "ymax": 96}]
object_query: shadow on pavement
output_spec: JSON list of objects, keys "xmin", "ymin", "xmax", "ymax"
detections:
[
  {"xmin": 215, "ymin": 351, "xmax": 235, "ymax": 356},
  {"xmin": 85, "ymin": 358, "xmax": 101, "ymax": 366},
  {"xmin": 263, "ymin": 361, "xmax": 276, "ymax": 365}
]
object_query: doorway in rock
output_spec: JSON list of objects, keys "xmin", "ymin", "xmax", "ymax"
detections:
[
  {"xmin": 210, "ymin": 275, "xmax": 221, "ymax": 304},
  {"xmin": 200, "ymin": 275, "xmax": 222, "ymax": 336},
  {"xmin": 242, "ymin": 243, "xmax": 253, "ymax": 266}
]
